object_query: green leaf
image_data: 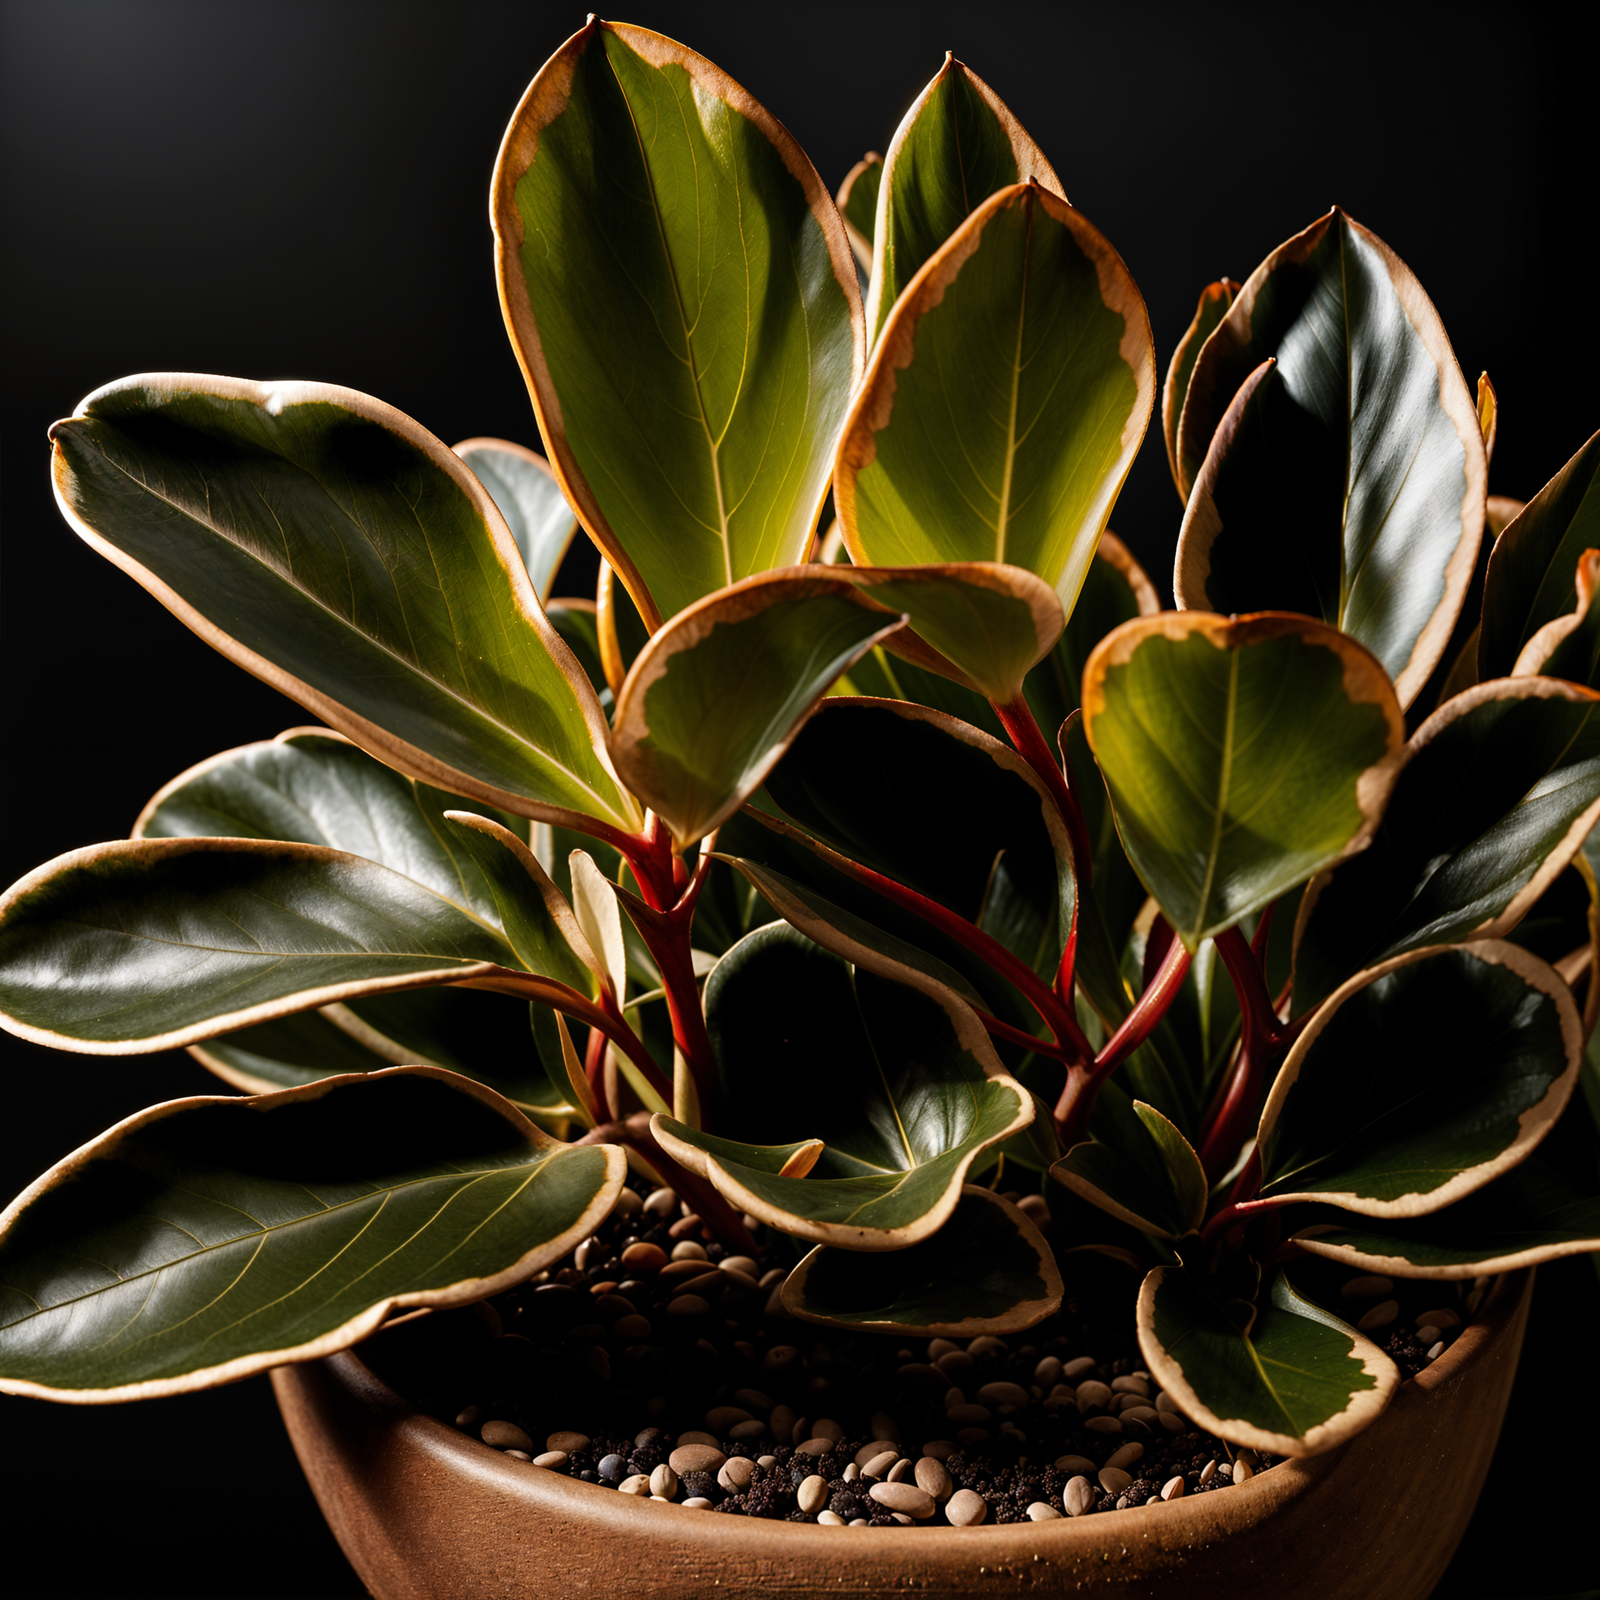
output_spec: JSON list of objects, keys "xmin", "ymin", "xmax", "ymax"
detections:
[
  {"xmin": 1292, "ymin": 677, "xmax": 1600, "ymax": 1012},
  {"xmin": 49, "ymin": 375, "xmax": 637, "ymax": 834},
  {"xmin": 688, "ymin": 924, "xmax": 1032, "ymax": 1247},
  {"xmin": 1480, "ymin": 429, "xmax": 1600, "ymax": 681},
  {"xmin": 864, "ymin": 53, "xmax": 1062, "ymax": 349},
  {"xmin": 545, "ymin": 599, "xmax": 607, "ymax": 705},
  {"xmin": 0, "ymin": 837, "xmax": 601, "ymax": 1053},
  {"xmin": 453, "ymin": 437, "xmax": 577, "ymax": 601},
  {"xmin": 1082, "ymin": 612, "xmax": 1404, "ymax": 949},
  {"xmin": 1512, "ymin": 548, "xmax": 1600, "ymax": 684},
  {"xmin": 596, "ymin": 560, "xmax": 654, "ymax": 701},
  {"xmin": 494, "ymin": 18, "xmax": 862, "ymax": 628},
  {"xmin": 780, "ymin": 1186, "xmax": 1062, "ymax": 1336},
  {"xmin": 836, "ymin": 152, "xmax": 882, "ymax": 275},
  {"xmin": 1052, "ymin": 1098, "xmax": 1206, "ymax": 1238},
  {"xmin": 609, "ymin": 571, "xmax": 905, "ymax": 847},
  {"xmin": 1161, "ymin": 278, "xmax": 1239, "ymax": 499},
  {"xmin": 0, "ymin": 1068, "xmax": 624, "ymax": 1399},
  {"xmin": 1138, "ymin": 1266, "xmax": 1398, "ymax": 1456},
  {"xmin": 839, "ymin": 182, "xmax": 1155, "ymax": 624},
  {"xmin": 1293, "ymin": 1159, "xmax": 1600, "ymax": 1278},
  {"xmin": 1260, "ymin": 942, "xmax": 1581, "ymax": 1214},
  {"xmin": 1174, "ymin": 211, "xmax": 1486, "ymax": 708}
]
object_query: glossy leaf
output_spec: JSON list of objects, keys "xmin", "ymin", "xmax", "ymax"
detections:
[
  {"xmin": 0, "ymin": 1068, "xmax": 623, "ymax": 1400},
  {"xmin": 454, "ymin": 437, "xmax": 577, "ymax": 600},
  {"xmin": 597, "ymin": 561, "xmax": 653, "ymax": 700},
  {"xmin": 609, "ymin": 571, "xmax": 905, "ymax": 846},
  {"xmin": 0, "ymin": 837, "xmax": 602, "ymax": 1053},
  {"xmin": 1293, "ymin": 1160, "xmax": 1600, "ymax": 1278},
  {"xmin": 1138, "ymin": 1266, "xmax": 1398, "ymax": 1456},
  {"xmin": 840, "ymin": 182, "xmax": 1155, "ymax": 624},
  {"xmin": 1052, "ymin": 1099, "xmax": 1206, "ymax": 1238},
  {"xmin": 493, "ymin": 18, "xmax": 862, "ymax": 628},
  {"xmin": 1261, "ymin": 942, "xmax": 1581, "ymax": 1214},
  {"xmin": 1162, "ymin": 278, "xmax": 1239, "ymax": 499},
  {"xmin": 50, "ymin": 376, "xmax": 635, "ymax": 833},
  {"xmin": 1480, "ymin": 430, "xmax": 1600, "ymax": 680},
  {"xmin": 546, "ymin": 600, "xmax": 607, "ymax": 705},
  {"xmin": 1513, "ymin": 548, "xmax": 1600, "ymax": 683},
  {"xmin": 836, "ymin": 152, "xmax": 882, "ymax": 274},
  {"xmin": 864, "ymin": 54, "xmax": 1062, "ymax": 348},
  {"xmin": 687, "ymin": 924, "xmax": 1032, "ymax": 1247},
  {"xmin": 780, "ymin": 1187, "xmax": 1062, "ymax": 1335},
  {"xmin": 1082, "ymin": 613, "xmax": 1404, "ymax": 949},
  {"xmin": 568, "ymin": 850, "xmax": 627, "ymax": 1002},
  {"xmin": 1174, "ymin": 211, "xmax": 1486, "ymax": 708},
  {"xmin": 1293, "ymin": 677, "xmax": 1600, "ymax": 1011}
]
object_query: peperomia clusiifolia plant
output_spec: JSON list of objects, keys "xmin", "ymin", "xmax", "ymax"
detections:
[{"xmin": 1, "ymin": 17, "xmax": 1597, "ymax": 1462}]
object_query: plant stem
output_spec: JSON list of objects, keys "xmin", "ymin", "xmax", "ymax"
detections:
[{"xmin": 993, "ymin": 693, "xmax": 1093, "ymax": 891}]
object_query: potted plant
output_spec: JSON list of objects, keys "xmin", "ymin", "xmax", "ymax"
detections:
[{"xmin": 2, "ymin": 13, "xmax": 1597, "ymax": 1598}]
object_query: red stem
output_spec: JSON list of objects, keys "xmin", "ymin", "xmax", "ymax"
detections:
[
  {"xmin": 974, "ymin": 1011, "xmax": 1072, "ymax": 1060},
  {"xmin": 583, "ymin": 1022, "xmax": 611, "ymax": 1122},
  {"xmin": 993, "ymin": 694, "xmax": 1093, "ymax": 890}
]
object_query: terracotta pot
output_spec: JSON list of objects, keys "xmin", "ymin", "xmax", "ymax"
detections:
[{"xmin": 273, "ymin": 1270, "xmax": 1531, "ymax": 1600}]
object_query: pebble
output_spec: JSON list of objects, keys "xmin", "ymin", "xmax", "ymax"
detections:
[
  {"xmin": 914, "ymin": 1457, "xmax": 952, "ymax": 1501},
  {"xmin": 1341, "ymin": 1274, "xmax": 1393, "ymax": 1300},
  {"xmin": 1233, "ymin": 1458, "xmax": 1254, "ymax": 1484},
  {"xmin": 649, "ymin": 1464, "xmax": 678, "ymax": 1499},
  {"xmin": 668, "ymin": 1444, "xmax": 725, "ymax": 1475},
  {"xmin": 1418, "ymin": 1307, "xmax": 1461, "ymax": 1330},
  {"xmin": 609, "ymin": 1188, "xmax": 642, "ymax": 1219},
  {"xmin": 887, "ymin": 1459, "xmax": 915, "ymax": 1484},
  {"xmin": 856, "ymin": 1440, "xmax": 898, "ymax": 1469},
  {"xmin": 1085, "ymin": 1416, "xmax": 1123, "ymax": 1435},
  {"xmin": 643, "ymin": 1186, "xmax": 677, "ymax": 1217},
  {"xmin": 1027, "ymin": 1502, "xmax": 1062, "ymax": 1520},
  {"xmin": 795, "ymin": 1438, "xmax": 833, "ymax": 1457},
  {"xmin": 1064, "ymin": 1477, "xmax": 1096, "ymax": 1516},
  {"xmin": 720, "ymin": 1256, "xmax": 760, "ymax": 1279},
  {"xmin": 870, "ymin": 1482, "xmax": 936, "ymax": 1519},
  {"xmin": 547, "ymin": 1430, "xmax": 589, "ymax": 1454},
  {"xmin": 717, "ymin": 1458, "xmax": 755, "ymax": 1493},
  {"xmin": 870, "ymin": 1410, "xmax": 901, "ymax": 1445},
  {"xmin": 811, "ymin": 1417, "xmax": 845, "ymax": 1443},
  {"xmin": 922, "ymin": 1440, "xmax": 956, "ymax": 1461},
  {"xmin": 612, "ymin": 1314, "xmax": 652, "ymax": 1342},
  {"xmin": 677, "ymin": 1430, "xmax": 719, "ymax": 1448},
  {"xmin": 1034, "ymin": 1356, "xmax": 1063, "ymax": 1386},
  {"xmin": 1098, "ymin": 1468, "xmax": 1132, "ymax": 1495},
  {"xmin": 1357, "ymin": 1300, "xmax": 1399, "ymax": 1332},
  {"xmin": 618, "ymin": 1474, "xmax": 651, "ymax": 1495},
  {"xmin": 704, "ymin": 1406, "xmax": 752, "ymax": 1433},
  {"xmin": 1416, "ymin": 1325, "xmax": 1441, "ymax": 1348},
  {"xmin": 1162, "ymin": 1476, "xmax": 1185, "ymax": 1501},
  {"xmin": 817, "ymin": 1510, "xmax": 845, "ymax": 1526},
  {"xmin": 797, "ymin": 1475, "xmax": 829, "ymax": 1514},
  {"xmin": 666, "ymin": 1294, "xmax": 711, "ymax": 1318},
  {"xmin": 670, "ymin": 1240, "xmax": 708, "ymax": 1262},
  {"xmin": 682, "ymin": 1497, "xmax": 714, "ymax": 1510},
  {"xmin": 1054, "ymin": 1454, "xmax": 1097, "ymax": 1474},
  {"xmin": 1062, "ymin": 1356, "xmax": 1098, "ymax": 1379},
  {"xmin": 1426, "ymin": 1341, "xmax": 1446, "ymax": 1360},
  {"xmin": 1198, "ymin": 1460, "xmax": 1217, "ymax": 1486},
  {"xmin": 946, "ymin": 1403, "xmax": 992, "ymax": 1427},
  {"xmin": 1105, "ymin": 1443, "xmax": 1144, "ymax": 1471},
  {"xmin": 504, "ymin": 1450, "xmax": 532, "ymax": 1462},
  {"xmin": 976, "ymin": 1381, "xmax": 1029, "ymax": 1407},
  {"xmin": 480, "ymin": 1420, "xmax": 533, "ymax": 1452},
  {"xmin": 1112, "ymin": 1375, "xmax": 1150, "ymax": 1396},
  {"xmin": 1076, "ymin": 1379, "xmax": 1113, "ymax": 1409},
  {"xmin": 967, "ymin": 1335, "xmax": 1007, "ymax": 1357},
  {"xmin": 667, "ymin": 1214, "xmax": 704, "ymax": 1240},
  {"xmin": 620, "ymin": 1241, "xmax": 668, "ymax": 1273},
  {"xmin": 946, "ymin": 1489, "xmax": 988, "ymax": 1527}
]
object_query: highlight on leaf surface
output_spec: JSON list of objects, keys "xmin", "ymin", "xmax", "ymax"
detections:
[
  {"xmin": 780, "ymin": 1186, "xmax": 1063, "ymax": 1336},
  {"xmin": 840, "ymin": 181, "xmax": 1154, "ymax": 628},
  {"xmin": 1081, "ymin": 612, "xmax": 1405, "ymax": 949},
  {"xmin": 1138, "ymin": 1267, "xmax": 1398, "ymax": 1457},
  {"xmin": 1260, "ymin": 941, "xmax": 1581, "ymax": 1215},
  {"xmin": 609, "ymin": 570, "xmax": 907, "ymax": 847},
  {"xmin": 493, "ymin": 16, "xmax": 863, "ymax": 629},
  {"xmin": 0, "ymin": 1068, "xmax": 624, "ymax": 1400},
  {"xmin": 865, "ymin": 53, "xmax": 1063, "ymax": 348},
  {"xmin": 453, "ymin": 437, "xmax": 578, "ymax": 601},
  {"xmin": 1173, "ymin": 210, "xmax": 1485, "ymax": 709},
  {"xmin": 691, "ymin": 924, "xmax": 1033, "ymax": 1248},
  {"xmin": 1291, "ymin": 676, "xmax": 1600, "ymax": 1012},
  {"xmin": 48, "ymin": 374, "xmax": 637, "ymax": 835}
]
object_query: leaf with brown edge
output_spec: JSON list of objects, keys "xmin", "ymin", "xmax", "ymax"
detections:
[
  {"xmin": 1138, "ymin": 1266, "xmax": 1398, "ymax": 1457},
  {"xmin": 0, "ymin": 1067, "xmax": 624, "ymax": 1401},
  {"xmin": 453, "ymin": 437, "xmax": 577, "ymax": 601},
  {"xmin": 840, "ymin": 182, "xmax": 1155, "ymax": 626},
  {"xmin": 1477, "ymin": 372, "xmax": 1498, "ymax": 465},
  {"xmin": 49, "ymin": 375, "xmax": 638, "ymax": 836},
  {"xmin": 597, "ymin": 561, "xmax": 652, "ymax": 701},
  {"xmin": 1261, "ymin": 942, "xmax": 1581, "ymax": 1216},
  {"xmin": 493, "ymin": 18, "xmax": 863, "ymax": 629},
  {"xmin": 836, "ymin": 152, "xmax": 882, "ymax": 275},
  {"xmin": 1163, "ymin": 277, "xmax": 1240, "ymax": 499},
  {"xmin": 865, "ymin": 53, "xmax": 1063, "ymax": 349},
  {"xmin": 780, "ymin": 1186, "xmax": 1062, "ymax": 1337},
  {"xmin": 1513, "ymin": 548, "xmax": 1600, "ymax": 683},
  {"xmin": 609, "ymin": 570, "xmax": 906, "ymax": 848},
  {"xmin": 1174, "ymin": 211, "xmax": 1486, "ymax": 709},
  {"xmin": 1052, "ymin": 1098, "xmax": 1207, "ymax": 1239}
]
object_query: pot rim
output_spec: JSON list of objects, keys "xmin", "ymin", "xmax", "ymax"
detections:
[{"xmin": 312, "ymin": 1268, "xmax": 1531, "ymax": 1558}]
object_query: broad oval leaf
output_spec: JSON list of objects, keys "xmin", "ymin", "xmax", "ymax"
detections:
[
  {"xmin": 453, "ymin": 437, "xmax": 578, "ymax": 601},
  {"xmin": 1479, "ymin": 429, "xmax": 1600, "ymax": 681},
  {"xmin": 493, "ymin": 18, "xmax": 863, "ymax": 628},
  {"xmin": 1292, "ymin": 1160, "xmax": 1600, "ymax": 1278},
  {"xmin": 49, "ymin": 375, "xmax": 637, "ymax": 834},
  {"xmin": 1292, "ymin": 676, "xmax": 1600, "ymax": 1012},
  {"xmin": 836, "ymin": 152, "xmax": 882, "ymax": 275},
  {"xmin": 1174, "ymin": 211, "xmax": 1486, "ymax": 708},
  {"xmin": 1161, "ymin": 277, "xmax": 1239, "ymax": 499},
  {"xmin": 1260, "ymin": 942, "xmax": 1581, "ymax": 1214},
  {"xmin": 780, "ymin": 1186, "xmax": 1062, "ymax": 1336},
  {"xmin": 0, "ymin": 837, "xmax": 601, "ymax": 1053},
  {"xmin": 609, "ymin": 570, "xmax": 906, "ymax": 847},
  {"xmin": 682, "ymin": 924, "xmax": 1032, "ymax": 1248},
  {"xmin": 1082, "ymin": 612, "xmax": 1404, "ymax": 949},
  {"xmin": 1512, "ymin": 548, "xmax": 1600, "ymax": 683},
  {"xmin": 1138, "ymin": 1267, "xmax": 1398, "ymax": 1457},
  {"xmin": 0, "ymin": 1068, "xmax": 623, "ymax": 1400},
  {"xmin": 1052, "ymin": 1098, "xmax": 1207, "ymax": 1238},
  {"xmin": 840, "ymin": 182, "xmax": 1155, "ymax": 625},
  {"xmin": 864, "ymin": 53, "xmax": 1063, "ymax": 348}
]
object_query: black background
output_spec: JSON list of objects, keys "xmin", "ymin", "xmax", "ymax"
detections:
[{"xmin": 1, "ymin": 2, "xmax": 1594, "ymax": 1595}]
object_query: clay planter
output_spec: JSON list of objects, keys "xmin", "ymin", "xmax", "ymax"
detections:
[{"xmin": 273, "ymin": 1271, "xmax": 1531, "ymax": 1600}]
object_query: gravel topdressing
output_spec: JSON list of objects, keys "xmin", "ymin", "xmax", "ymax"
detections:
[{"xmin": 378, "ymin": 1180, "xmax": 1484, "ymax": 1528}]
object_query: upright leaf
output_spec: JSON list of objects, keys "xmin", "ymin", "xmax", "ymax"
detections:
[
  {"xmin": 836, "ymin": 152, "xmax": 882, "ymax": 275},
  {"xmin": 1513, "ymin": 548, "xmax": 1600, "ymax": 683},
  {"xmin": 453, "ymin": 437, "xmax": 578, "ymax": 601},
  {"xmin": 1052, "ymin": 1099, "xmax": 1207, "ymax": 1238},
  {"xmin": 865, "ymin": 54, "xmax": 1063, "ymax": 347},
  {"xmin": 1082, "ymin": 613, "xmax": 1404, "ymax": 949},
  {"xmin": 0, "ymin": 1069, "xmax": 623, "ymax": 1399},
  {"xmin": 1292, "ymin": 677, "xmax": 1600, "ymax": 1011},
  {"xmin": 839, "ymin": 182, "xmax": 1155, "ymax": 625},
  {"xmin": 1174, "ymin": 211, "xmax": 1486, "ymax": 708},
  {"xmin": 1161, "ymin": 278, "xmax": 1240, "ymax": 499},
  {"xmin": 1481, "ymin": 431, "xmax": 1600, "ymax": 679},
  {"xmin": 494, "ymin": 18, "xmax": 863, "ymax": 627},
  {"xmin": 50, "ymin": 375, "xmax": 637, "ymax": 833}
]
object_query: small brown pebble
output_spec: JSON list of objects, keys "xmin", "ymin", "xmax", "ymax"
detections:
[
  {"xmin": 1054, "ymin": 1454, "xmax": 1097, "ymax": 1474},
  {"xmin": 717, "ymin": 1459, "xmax": 755, "ymax": 1493},
  {"xmin": 1075, "ymin": 1379, "xmax": 1113, "ymax": 1409},
  {"xmin": 946, "ymin": 1489, "xmax": 989, "ymax": 1527},
  {"xmin": 1085, "ymin": 1416, "xmax": 1123, "ymax": 1435},
  {"xmin": 1112, "ymin": 1375, "xmax": 1150, "ymax": 1396},
  {"xmin": 1105, "ymin": 1443, "xmax": 1144, "ymax": 1471},
  {"xmin": 677, "ymin": 1430, "xmax": 719, "ymax": 1448},
  {"xmin": 797, "ymin": 1475, "xmax": 830, "ymax": 1514},
  {"xmin": 669, "ymin": 1239, "xmax": 708, "ymax": 1262},
  {"xmin": 1017, "ymin": 1193, "xmax": 1051, "ymax": 1223},
  {"xmin": 667, "ymin": 1213, "xmax": 704, "ymax": 1239},
  {"xmin": 927, "ymin": 1338, "xmax": 959, "ymax": 1359},
  {"xmin": 1416, "ymin": 1324, "xmax": 1441, "ymax": 1347},
  {"xmin": 662, "ymin": 1261, "xmax": 715, "ymax": 1286},
  {"xmin": 503, "ymin": 1450, "xmax": 531, "ymax": 1463},
  {"xmin": 1122, "ymin": 1405, "xmax": 1161, "ymax": 1427},
  {"xmin": 1034, "ymin": 1356, "xmax": 1064, "ymax": 1386},
  {"xmin": 704, "ymin": 1406, "xmax": 753, "ymax": 1433},
  {"xmin": 1233, "ymin": 1458, "xmax": 1254, "ymax": 1484},
  {"xmin": 720, "ymin": 1256, "xmax": 761, "ymax": 1279},
  {"xmin": 758, "ymin": 1268, "xmax": 786, "ymax": 1289},
  {"xmin": 454, "ymin": 1404, "xmax": 483, "ymax": 1430},
  {"xmin": 946, "ymin": 1403, "xmax": 992, "ymax": 1426},
  {"xmin": 480, "ymin": 1420, "xmax": 534, "ymax": 1452},
  {"xmin": 620, "ymin": 1241, "xmax": 668, "ymax": 1273},
  {"xmin": 1027, "ymin": 1501, "xmax": 1063, "ymax": 1520},
  {"xmin": 887, "ymin": 1459, "xmax": 914, "ymax": 1484},
  {"xmin": 1427, "ymin": 1341, "xmax": 1445, "ymax": 1360},
  {"xmin": 811, "ymin": 1417, "xmax": 845, "ymax": 1443},
  {"xmin": 1062, "ymin": 1355, "xmax": 1098, "ymax": 1379},
  {"xmin": 667, "ymin": 1294, "xmax": 711, "ymax": 1317},
  {"xmin": 1162, "ymin": 1476, "xmax": 1185, "ymax": 1501},
  {"xmin": 967, "ymin": 1335, "xmax": 1007, "ymax": 1357},
  {"xmin": 937, "ymin": 1349, "xmax": 975, "ymax": 1377},
  {"xmin": 863, "ymin": 1450, "xmax": 898, "ymax": 1479},
  {"xmin": 531, "ymin": 1449, "xmax": 568, "ymax": 1469},
  {"xmin": 612, "ymin": 1313, "xmax": 652, "ymax": 1342},
  {"xmin": 817, "ymin": 1510, "xmax": 846, "ymax": 1526},
  {"xmin": 1159, "ymin": 1413, "xmax": 1186, "ymax": 1435},
  {"xmin": 729, "ymin": 1419, "xmax": 766, "ymax": 1443},
  {"xmin": 922, "ymin": 1440, "xmax": 956, "ymax": 1461},
  {"xmin": 914, "ymin": 1457, "xmax": 952, "ymax": 1501},
  {"xmin": 869, "ymin": 1410, "xmax": 900, "ymax": 1445},
  {"xmin": 856, "ymin": 1439, "xmax": 898, "ymax": 1468},
  {"xmin": 619, "ymin": 1474, "xmax": 651, "ymax": 1496},
  {"xmin": 870, "ymin": 1482, "xmax": 936, "ymax": 1519},
  {"xmin": 1063, "ymin": 1477, "xmax": 1096, "ymax": 1517},
  {"xmin": 1357, "ymin": 1299, "xmax": 1399, "ymax": 1332},
  {"xmin": 796, "ymin": 1438, "xmax": 833, "ymax": 1457},
  {"xmin": 610, "ymin": 1188, "xmax": 643, "ymax": 1219},
  {"xmin": 682, "ymin": 1497, "xmax": 713, "ymax": 1510},
  {"xmin": 669, "ymin": 1444, "xmax": 726, "ymax": 1475},
  {"xmin": 843, "ymin": 1463, "xmax": 860, "ymax": 1483},
  {"xmin": 643, "ymin": 1186, "xmax": 677, "ymax": 1217},
  {"xmin": 1341, "ymin": 1274, "xmax": 1393, "ymax": 1300},
  {"xmin": 1198, "ymin": 1460, "xmax": 1217, "ymax": 1485},
  {"xmin": 977, "ymin": 1381, "xmax": 1029, "ymax": 1407},
  {"xmin": 1417, "ymin": 1307, "xmax": 1461, "ymax": 1330},
  {"xmin": 1098, "ymin": 1467, "xmax": 1132, "ymax": 1494},
  {"xmin": 649, "ymin": 1464, "xmax": 678, "ymax": 1499},
  {"xmin": 955, "ymin": 1427, "xmax": 992, "ymax": 1446},
  {"xmin": 733, "ymin": 1387, "xmax": 772, "ymax": 1413},
  {"xmin": 757, "ymin": 1455, "xmax": 778, "ymax": 1470}
]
